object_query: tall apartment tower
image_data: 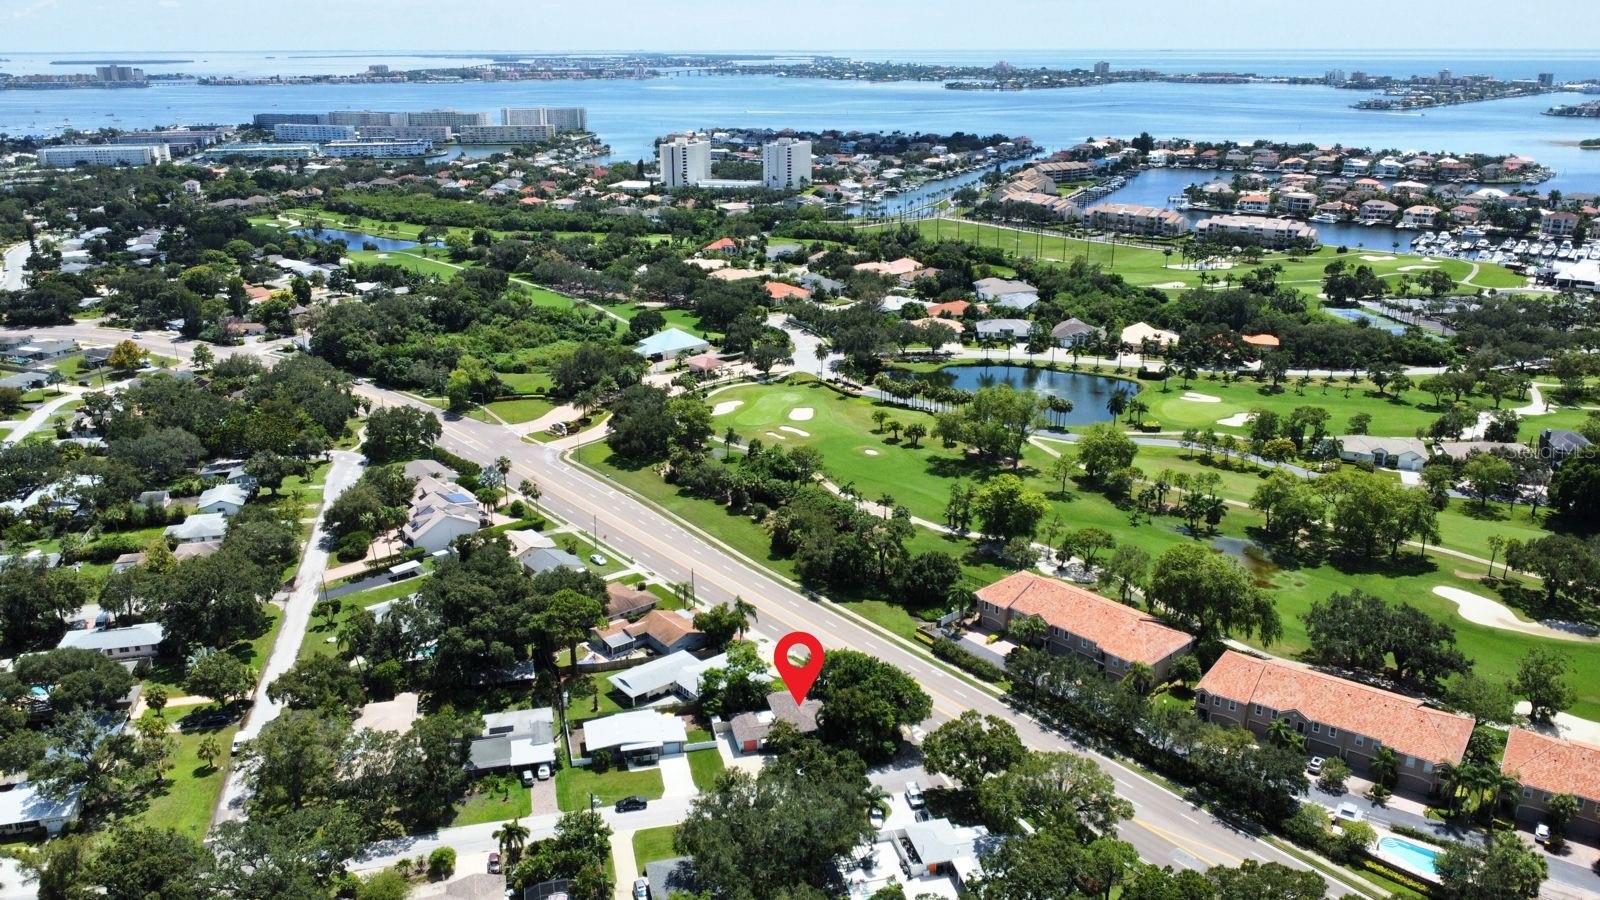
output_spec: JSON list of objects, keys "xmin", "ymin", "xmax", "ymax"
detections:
[
  {"xmin": 658, "ymin": 137, "xmax": 711, "ymax": 188},
  {"xmin": 502, "ymin": 107, "xmax": 588, "ymax": 132},
  {"xmin": 761, "ymin": 137, "xmax": 813, "ymax": 190}
]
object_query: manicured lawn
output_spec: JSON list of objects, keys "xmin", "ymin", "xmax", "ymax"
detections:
[
  {"xmin": 582, "ymin": 374, "xmax": 1600, "ymax": 720},
  {"xmin": 555, "ymin": 765, "xmax": 664, "ymax": 812},
  {"xmin": 565, "ymin": 688, "xmax": 626, "ymax": 725},
  {"xmin": 300, "ymin": 577, "xmax": 429, "ymax": 661},
  {"xmin": 449, "ymin": 775, "xmax": 532, "ymax": 827},
  {"xmin": 134, "ymin": 718, "xmax": 238, "ymax": 840},
  {"xmin": 483, "ymin": 395, "xmax": 556, "ymax": 424},
  {"xmin": 348, "ymin": 248, "xmax": 466, "ymax": 280},
  {"xmin": 497, "ymin": 371, "xmax": 554, "ymax": 394},
  {"xmin": 631, "ymin": 825, "xmax": 680, "ymax": 868},
  {"xmin": 866, "ymin": 218, "xmax": 1524, "ymax": 292},
  {"xmin": 687, "ymin": 748, "xmax": 724, "ymax": 792}
]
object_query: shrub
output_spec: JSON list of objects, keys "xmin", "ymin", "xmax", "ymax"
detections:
[
  {"xmin": 931, "ymin": 638, "xmax": 1005, "ymax": 683},
  {"xmin": 1317, "ymin": 757, "xmax": 1351, "ymax": 794},
  {"xmin": 590, "ymin": 748, "xmax": 614, "ymax": 773},
  {"xmin": 335, "ymin": 530, "xmax": 374, "ymax": 562},
  {"xmin": 427, "ymin": 847, "xmax": 455, "ymax": 880}
]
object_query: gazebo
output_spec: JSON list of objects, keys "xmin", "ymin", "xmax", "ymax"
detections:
[{"xmin": 686, "ymin": 353, "xmax": 723, "ymax": 375}]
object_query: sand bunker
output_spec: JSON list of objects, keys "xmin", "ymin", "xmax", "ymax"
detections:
[
  {"xmin": 788, "ymin": 407, "xmax": 814, "ymax": 421},
  {"xmin": 1360, "ymin": 254, "xmax": 1398, "ymax": 262},
  {"xmin": 779, "ymin": 426, "xmax": 810, "ymax": 437},
  {"xmin": 1397, "ymin": 264, "xmax": 1440, "ymax": 272},
  {"xmin": 1432, "ymin": 586, "xmax": 1596, "ymax": 641},
  {"xmin": 1216, "ymin": 412, "xmax": 1254, "ymax": 428},
  {"xmin": 862, "ymin": 448, "xmax": 880, "ymax": 456},
  {"xmin": 711, "ymin": 400, "xmax": 743, "ymax": 416},
  {"xmin": 764, "ymin": 431, "xmax": 787, "ymax": 440},
  {"xmin": 1151, "ymin": 281, "xmax": 1190, "ymax": 290},
  {"xmin": 1180, "ymin": 392, "xmax": 1222, "ymax": 403}
]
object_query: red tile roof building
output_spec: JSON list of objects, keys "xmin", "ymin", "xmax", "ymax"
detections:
[
  {"xmin": 1501, "ymin": 729, "xmax": 1600, "ymax": 839},
  {"xmin": 1196, "ymin": 650, "xmax": 1472, "ymax": 795},
  {"xmin": 976, "ymin": 571, "xmax": 1194, "ymax": 680}
]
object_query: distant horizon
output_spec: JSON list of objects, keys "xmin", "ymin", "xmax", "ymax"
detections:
[
  {"xmin": 8, "ymin": 47, "xmax": 1600, "ymax": 56},
  {"xmin": 6, "ymin": 0, "xmax": 1600, "ymax": 55}
]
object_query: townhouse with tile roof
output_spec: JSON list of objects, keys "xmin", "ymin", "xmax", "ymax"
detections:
[
  {"xmin": 1500, "ymin": 728, "xmax": 1600, "ymax": 840},
  {"xmin": 1195, "ymin": 650, "xmax": 1474, "ymax": 796}
]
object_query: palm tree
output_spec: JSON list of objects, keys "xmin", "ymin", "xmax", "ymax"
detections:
[
  {"xmin": 1105, "ymin": 389, "xmax": 1129, "ymax": 421},
  {"xmin": 494, "ymin": 819, "xmax": 531, "ymax": 862},
  {"xmin": 732, "ymin": 596, "xmax": 757, "ymax": 638},
  {"xmin": 1266, "ymin": 717, "xmax": 1306, "ymax": 753},
  {"xmin": 494, "ymin": 456, "xmax": 512, "ymax": 509}
]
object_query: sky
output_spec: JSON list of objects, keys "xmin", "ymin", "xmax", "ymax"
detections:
[{"xmin": 6, "ymin": 0, "xmax": 1600, "ymax": 53}]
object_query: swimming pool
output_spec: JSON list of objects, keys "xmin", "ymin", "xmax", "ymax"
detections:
[{"xmin": 1377, "ymin": 835, "xmax": 1443, "ymax": 877}]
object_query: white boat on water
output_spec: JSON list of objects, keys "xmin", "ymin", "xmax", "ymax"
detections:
[
  {"xmin": 1310, "ymin": 212, "xmax": 1338, "ymax": 224},
  {"xmin": 1515, "ymin": 240, "xmax": 1530, "ymax": 254}
]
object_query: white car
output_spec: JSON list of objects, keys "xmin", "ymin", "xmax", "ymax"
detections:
[
  {"xmin": 632, "ymin": 877, "xmax": 650, "ymax": 899},
  {"xmin": 905, "ymin": 781, "xmax": 925, "ymax": 809},
  {"xmin": 589, "ymin": 553, "xmax": 606, "ymax": 565},
  {"xmin": 520, "ymin": 769, "xmax": 535, "ymax": 787},
  {"xmin": 1534, "ymin": 823, "xmax": 1550, "ymax": 844},
  {"xmin": 536, "ymin": 762, "xmax": 552, "ymax": 780}
]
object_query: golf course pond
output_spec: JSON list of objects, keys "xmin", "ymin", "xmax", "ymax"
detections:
[{"xmin": 906, "ymin": 364, "xmax": 1134, "ymax": 427}]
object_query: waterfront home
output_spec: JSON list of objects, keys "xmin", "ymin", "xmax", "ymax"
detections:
[
  {"xmin": 975, "ymin": 319, "xmax": 1032, "ymax": 341},
  {"xmin": 1342, "ymin": 158, "xmax": 1372, "ymax": 177},
  {"xmin": 1193, "ymin": 215, "xmax": 1317, "ymax": 249},
  {"xmin": 1120, "ymin": 322, "xmax": 1179, "ymax": 350},
  {"xmin": 1278, "ymin": 157, "xmax": 1307, "ymax": 174},
  {"xmin": 972, "ymin": 278, "xmax": 1040, "ymax": 310},
  {"xmin": 1449, "ymin": 205, "xmax": 1481, "ymax": 223},
  {"xmin": 1278, "ymin": 192, "xmax": 1318, "ymax": 216},
  {"xmin": 1310, "ymin": 155, "xmax": 1340, "ymax": 174},
  {"xmin": 1051, "ymin": 318, "xmax": 1104, "ymax": 348},
  {"xmin": 1359, "ymin": 199, "xmax": 1400, "ymax": 223},
  {"xmin": 1540, "ymin": 210, "xmax": 1580, "ymax": 239},
  {"xmin": 1373, "ymin": 157, "xmax": 1404, "ymax": 178},
  {"xmin": 1084, "ymin": 202, "xmax": 1188, "ymax": 236},
  {"xmin": 1195, "ymin": 650, "xmax": 1472, "ymax": 796},
  {"xmin": 1351, "ymin": 178, "xmax": 1384, "ymax": 196},
  {"xmin": 1336, "ymin": 435, "xmax": 1429, "ymax": 471},
  {"xmin": 1392, "ymin": 180, "xmax": 1430, "ymax": 197},
  {"xmin": 57, "ymin": 621, "xmax": 165, "ymax": 661},
  {"xmin": 1034, "ymin": 160, "xmax": 1092, "ymax": 183},
  {"xmin": 1234, "ymin": 192, "xmax": 1272, "ymax": 215},
  {"xmin": 1317, "ymin": 201, "xmax": 1354, "ymax": 221},
  {"xmin": 1223, "ymin": 149, "xmax": 1252, "ymax": 168},
  {"xmin": 1501, "ymin": 729, "xmax": 1600, "ymax": 841},
  {"xmin": 1438, "ymin": 158, "xmax": 1473, "ymax": 180},
  {"xmin": 976, "ymin": 571, "xmax": 1194, "ymax": 681},
  {"xmin": 1402, "ymin": 205, "xmax": 1442, "ymax": 229}
]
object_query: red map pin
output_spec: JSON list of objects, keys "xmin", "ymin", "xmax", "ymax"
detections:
[{"xmin": 774, "ymin": 631, "xmax": 824, "ymax": 705}]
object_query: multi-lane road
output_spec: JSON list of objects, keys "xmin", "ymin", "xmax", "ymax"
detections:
[{"xmin": 354, "ymin": 385, "xmax": 1369, "ymax": 894}]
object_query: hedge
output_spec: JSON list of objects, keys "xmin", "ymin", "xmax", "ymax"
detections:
[{"xmin": 931, "ymin": 638, "xmax": 1006, "ymax": 683}]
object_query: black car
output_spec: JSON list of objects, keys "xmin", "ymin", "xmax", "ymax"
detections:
[
  {"xmin": 615, "ymin": 796, "xmax": 649, "ymax": 813},
  {"xmin": 180, "ymin": 711, "xmax": 234, "ymax": 732}
]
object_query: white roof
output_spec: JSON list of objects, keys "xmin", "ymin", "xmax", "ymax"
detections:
[
  {"xmin": 504, "ymin": 529, "xmax": 556, "ymax": 557},
  {"xmin": 583, "ymin": 709, "xmax": 688, "ymax": 751},
  {"xmin": 0, "ymin": 782, "xmax": 79, "ymax": 829},
  {"xmin": 57, "ymin": 622, "xmax": 165, "ymax": 651},
  {"xmin": 164, "ymin": 513, "xmax": 229, "ymax": 541},
  {"xmin": 609, "ymin": 650, "xmax": 725, "ymax": 700},
  {"xmin": 198, "ymin": 483, "xmax": 248, "ymax": 509}
]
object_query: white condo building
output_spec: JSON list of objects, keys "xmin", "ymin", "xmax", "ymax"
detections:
[
  {"xmin": 37, "ymin": 144, "xmax": 172, "ymax": 168},
  {"xmin": 762, "ymin": 137, "xmax": 813, "ymax": 190},
  {"xmin": 659, "ymin": 137, "xmax": 711, "ymax": 188},
  {"xmin": 323, "ymin": 139, "xmax": 433, "ymax": 159},
  {"xmin": 272, "ymin": 123, "xmax": 358, "ymax": 143},
  {"xmin": 406, "ymin": 109, "xmax": 489, "ymax": 128},
  {"xmin": 501, "ymin": 107, "xmax": 588, "ymax": 132}
]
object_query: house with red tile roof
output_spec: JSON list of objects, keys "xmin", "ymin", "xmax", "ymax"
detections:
[
  {"xmin": 976, "ymin": 571, "xmax": 1194, "ymax": 681},
  {"xmin": 590, "ymin": 609, "xmax": 705, "ymax": 659},
  {"xmin": 702, "ymin": 237, "xmax": 739, "ymax": 254},
  {"xmin": 1501, "ymin": 729, "xmax": 1600, "ymax": 840},
  {"xmin": 926, "ymin": 300, "xmax": 973, "ymax": 319},
  {"xmin": 1195, "ymin": 650, "xmax": 1473, "ymax": 796},
  {"xmin": 763, "ymin": 281, "xmax": 812, "ymax": 302}
]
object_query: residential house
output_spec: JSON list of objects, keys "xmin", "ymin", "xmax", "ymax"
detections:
[
  {"xmin": 729, "ymin": 691, "xmax": 822, "ymax": 752},
  {"xmin": 1360, "ymin": 199, "xmax": 1400, "ymax": 222},
  {"xmin": 853, "ymin": 257, "xmax": 923, "ymax": 279},
  {"xmin": 1402, "ymin": 205, "xmax": 1442, "ymax": 229},
  {"xmin": 591, "ymin": 610, "xmax": 705, "ymax": 659},
  {"xmin": 136, "ymin": 490, "xmax": 171, "ymax": 510},
  {"xmin": 165, "ymin": 513, "xmax": 229, "ymax": 544},
  {"xmin": 466, "ymin": 707, "xmax": 557, "ymax": 775},
  {"xmin": 763, "ymin": 281, "xmax": 812, "ymax": 302},
  {"xmin": 1234, "ymin": 192, "xmax": 1272, "ymax": 215},
  {"xmin": 1195, "ymin": 650, "xmax": 1474, "ymax": 796},
  {"xmin": 1541, "ymin": 211, "xmax": 1580, "ymax": 239},
  {"xmin": 196, "ymin": 483, "xmax": 249, "ymax": 517},
  {"xmin": 1342, "ymin": 158, "xmax": 1372, "ymax": 177},
  {"xmin": 1373, "ymin": 157, "xmax": 1404, "ymax": 178},
  {"xmin": 0, "ymin": 783, "xmax": 79, "ymax": 837},
  {"xmin": 1120, "ymin": 322, "xmax": 1179, "ymax": 350},
  {"xmin": 6, "ymin": 338, "xmax": 78, "ymax": 364},
  {"xmin": 701, "ymin": 237, "xmax": 738, "ymax": 255},
  {"xmin": 972, "ymin": 278, "xmax": 1040, "ymax": 310},
  {"xmin": 607, "ymin": 648, "xmax": 745, "ymax": 707},
  {"xmin": 1336, "ymin": 435, "xmax": 1429, "ymax": 471},
  {"xmin": 1540, "ymin": 429, "xmax": 1591, "ymax": 467},
  {"xmin": 579, "ymin": 709, "xmax": 688, "ymax": 764},
  {"xmin": 926, "ymin": 300, "xmax": 972, "ymax": 319},
  {"xmin": 975, "ymin": 571, "xmax": 1195, "ymax": 681},
  {"xmin": 1500, "ymin": 728, "xmax": 1600, "ymax": 840},
  {"xmin": 1278, "ymin": 191, "xmax": 1318, "ymax": 216},
  {"xmin": 1051, "ymin": 318, "xmax": 1104, "ymax": 348},
  {"xmin": 404, "ymin": 477, "xmax": 483, "ymax": 553},
  {"xmin": 975, "ymin": 319, "xmax": 1032, "ymax": 341},
  {"xmin": 605, "ymin": 582, "xmax": 659, "ymax": 619},
  {"xmin": 57, "ymin": 622, "xmax": 165, "ymax": 661}
]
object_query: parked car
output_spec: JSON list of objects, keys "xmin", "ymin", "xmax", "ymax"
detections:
[
  {"xmin": 1307, "ymin": 757, "xmax": 1325, "ymax": 776},
  {"xmin": 521, "ymin": 769, "xmax": 535, "ymax": 787},
  {"xmin": 536, "ymin": 762, "xmax": 552, "ymax": 780},
  {"xmin": 632, "ymin": 878, "xmax": 650, "ymax": 899},
  {"xmin": 589, "ymin": 553, "xmax": 606, "ymax": 565},
  {"xmin": 1535, "ymin": 823, "xmax": 1551, "ymax": 844},
  {"xmin": 1334, "ymin": 802, "xmax": 1364, "ymax": 824},
  {"xmin": 905, "ymin": 781, "xmax": 925, "ymax": 809},
  {"xmin": 488, "ymin": 852, "xmax": 501, "ymax": 874},
  {"xmin": 616, "ymin": 796, "xmax": 649, "ymax": 813}
]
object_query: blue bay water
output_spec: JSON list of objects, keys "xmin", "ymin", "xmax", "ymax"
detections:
[{"xmin": 6, "ymin": 50, "xmax": 1600, "ymax": 189}]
